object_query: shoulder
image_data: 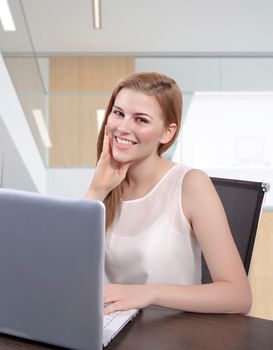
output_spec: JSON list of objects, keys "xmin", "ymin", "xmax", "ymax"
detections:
[
  {"xmin": 183, "ymin": 168, "xmax": 214, "ymax": 195},
  {"xmin": 182, "ymin": 169, "xmax": 219, "ymax": 224}
]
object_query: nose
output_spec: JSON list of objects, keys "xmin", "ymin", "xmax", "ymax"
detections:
[{"xmin": 117, "ymin": 115, "xmax": 131, "ymax": 134}]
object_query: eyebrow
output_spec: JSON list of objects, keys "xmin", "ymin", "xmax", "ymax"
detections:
[{"xmin": 113, "ymin": 104, "xmax": 153, "ymax": 120}]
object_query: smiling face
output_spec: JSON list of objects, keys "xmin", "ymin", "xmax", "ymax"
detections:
[{"xmin": 106, "ymin": 88, "xmax": 176, "ymax": 164}]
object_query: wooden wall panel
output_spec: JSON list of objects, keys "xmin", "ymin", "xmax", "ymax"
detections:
[
  {"xmin": 48, "ymin": 56, "xmax": 135, "ymax": 167},
  {"xmin": 49, "ymin": 56, "xmax": 134, "ymax": 92},
  {"xmin": 249, "ymin": 211, "xmax": 273, "ymax": 320},
  {"xmin": 49, "ymin": 94, "xmax": 109, "ymax": 167},
  {"xmin": 79, "ymin": 56, "xmax": 134, "ymax": 91},
  {"xmin": 49, "ymin": 57, "xmax": 80, "ymax": 91}
]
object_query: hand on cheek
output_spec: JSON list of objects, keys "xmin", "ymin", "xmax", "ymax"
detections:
[{"xmin": 88, "ymin": 127, "xmax": 133, "ymax": 199}]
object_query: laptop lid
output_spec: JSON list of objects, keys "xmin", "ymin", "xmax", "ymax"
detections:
[{"xmin": 0, "ymin": 189, "xmax": 105, "ymax": 350}]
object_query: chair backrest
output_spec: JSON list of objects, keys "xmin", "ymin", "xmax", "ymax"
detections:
[{"xmin": 202, "ymin": 177, "xmax": 270, "ymax": 284}]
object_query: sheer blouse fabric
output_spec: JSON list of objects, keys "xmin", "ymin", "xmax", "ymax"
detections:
[{"xmin": 105, "ymin": 163, "xmax": 201, "ymax": 285}]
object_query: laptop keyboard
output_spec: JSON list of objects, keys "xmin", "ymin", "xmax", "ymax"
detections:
[{"xmin": 103, "ymin": 311, "xmax": 121, "ymax": 328}]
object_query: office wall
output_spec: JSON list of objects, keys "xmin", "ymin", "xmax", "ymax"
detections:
[
  {"xmin": 48, "ymin": 56, "xmax": 134, "ymax": 167},
  {"xmin": 0, "ymin": 117, "xmax": 38, "ymax": 191},
  {"xmin": 135, "ymin": 57, "xmax": 273, "ymax": 91},
  {"xmin": 46, "ymin": 167, "xmax": 95, "ymax": 198},
  {"xmin": 0, "ymin": 53, "xmax": 46, "ymax": 193},
  {"xmin": 3, "ymin": 57, "xmax": 47, "ymax": 164}
]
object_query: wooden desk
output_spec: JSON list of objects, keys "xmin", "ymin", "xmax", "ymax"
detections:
[{"xmin": 0, "ymin": 307, "xmax": 273, "ymax": 350}]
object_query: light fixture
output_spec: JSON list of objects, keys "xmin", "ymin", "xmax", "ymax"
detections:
[
  {"xmin": 0, "ymin": 0, "xmax": 16, "ymax": 31},
  {"xmin": 32, "ymin": 109, "xmax": 52, "ymax": 149},
  {"xmin": 92, "ymin": 0, "xmax": 102, "ymax": 29}
]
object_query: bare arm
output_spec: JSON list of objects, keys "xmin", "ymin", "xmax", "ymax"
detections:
[
  {"xmin": 85, "ymin": 129, "xmax": 132, "ymax": 201},
  {"xmin": 104, "ymin": 170, "xmax": 252, "ymax": 315},
  {"xmin": 172, "ymin": 169, "xmax": 252, "ymax": 313}
]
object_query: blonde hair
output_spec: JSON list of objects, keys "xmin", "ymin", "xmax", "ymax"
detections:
[{"xmin": 97, "ymin": 72, "xmax": 183, "ymax": 229}]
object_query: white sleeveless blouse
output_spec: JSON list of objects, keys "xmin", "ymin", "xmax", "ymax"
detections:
[{"xmin": 105, "ymin": 163, "xmax": 201, "ymax": 285}]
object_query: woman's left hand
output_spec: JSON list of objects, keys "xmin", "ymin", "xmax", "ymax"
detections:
[{"xmin": 104, "ymin": 284, "xmax": 155, "ymax": 315}]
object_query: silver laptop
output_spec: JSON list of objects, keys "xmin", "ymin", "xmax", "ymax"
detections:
[{"xmin": 0, "ymin": 189, "xmax": 138, "ymax": 349}]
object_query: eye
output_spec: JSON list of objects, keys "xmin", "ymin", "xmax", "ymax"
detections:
[
  {"xmin": 135, "ymin": 117, "xmax": 149, "ymax": 124},
  {"xmin": 112, "ymin": 109, "xmax": 124, "ymax": 117}
]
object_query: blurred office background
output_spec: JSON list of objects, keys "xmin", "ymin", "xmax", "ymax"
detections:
[{"xmin": 0, "ymin": 0, "xmax": 272, "ymax": 319}]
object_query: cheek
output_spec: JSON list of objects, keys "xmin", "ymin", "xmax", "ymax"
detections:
[
  {"xmin": 106, "ymin": 117, "xmax": 117, "ymax": 134},
  {"xmin": 139, "ymin": 127, "xmax": 164, "ymax": 144}
]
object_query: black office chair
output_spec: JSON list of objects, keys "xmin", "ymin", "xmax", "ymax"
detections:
[{"xmin": 202, "ymin": 177, "xmax": 270, "ymax": 284}]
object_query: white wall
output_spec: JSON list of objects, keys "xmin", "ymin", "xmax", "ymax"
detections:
[
  {"xmin": 0, "ymin": 52, "xmax": 46, "ymax": 192},
  {"xmin": 46, "ymin": 168, "xmax": 95, "ymax": 198},
  {"xmin": 135, "ymin": 57, "xmax": 273, "ymax": 91},
  {"xmin": 0, "ymin": 122, "xmax": 4, "ymax": 186},
  {"xmin": 0, "ymin": 117, "xmax": 39, "ymax": 191},
  {"xmin": 136, "ymin": 58, "xmax": 221, "ymax": 92}
]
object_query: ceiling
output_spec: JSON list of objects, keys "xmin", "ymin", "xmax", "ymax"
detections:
[{"xmin": 1, "ymin": 0, "xmax": 273, "ymax": 56}]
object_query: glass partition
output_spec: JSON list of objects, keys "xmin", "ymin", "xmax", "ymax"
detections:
[{"xmin": 0, "ymin": 0, "xmax": 48, "ymax": 164}]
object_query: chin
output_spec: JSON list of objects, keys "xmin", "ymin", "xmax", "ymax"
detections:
[{"xmin": 112, "ymin": 151, "xmax": 134, "ymax": 163}]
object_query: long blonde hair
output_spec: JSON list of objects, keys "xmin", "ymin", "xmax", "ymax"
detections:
[{"xmin": 97, "ymin": 72, "xmax": 183, "ymax": 229}]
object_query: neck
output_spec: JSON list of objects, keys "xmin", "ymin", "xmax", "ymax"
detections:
[{"xmin": 121, "ymin": 154, "xmax": 174, "ymax": 200}]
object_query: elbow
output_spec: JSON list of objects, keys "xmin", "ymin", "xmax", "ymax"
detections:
[
  {"xmin": 230, "ymin": 283, "xmax": 253, "ymax": 315},
  {"xmin": 236, "ymin": 297, "xmax": 252, "ymax": 315},
  {"xmin": 239, "ymin": 290, "xmax": 252, "ymax": 315}
]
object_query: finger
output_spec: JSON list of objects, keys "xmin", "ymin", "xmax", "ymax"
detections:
[
  {"xmin": 104, "ymin": 124, "xmax": 109, "ymax": 136},
  {"xmin": 104, "ymin": 302, "xmax": 123, "ymax": 315},
  {"xmin": 103, "ymin": 284, "xmax": 116, "ymax": 304},
  {"xmin": 102, "ymin": 128, "xmax": 110, "ymax": 154},
  {"xmin": 104, "ymin": 295, "xmax": 116, "ymax": 304}
]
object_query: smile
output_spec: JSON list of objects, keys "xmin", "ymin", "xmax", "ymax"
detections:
[{"xmin": 115, "ymin": 136, "xmax": 137, "ymax": 145}]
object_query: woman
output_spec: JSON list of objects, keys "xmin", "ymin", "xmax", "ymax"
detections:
[{"xmin": 85, "ymin": 72, "xmax": 252, "ymax": 315}]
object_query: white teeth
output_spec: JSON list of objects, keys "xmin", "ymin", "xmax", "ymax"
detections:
[{"xmin": 115, "ymin": 137, "xmax": 136, "ymax": 145}]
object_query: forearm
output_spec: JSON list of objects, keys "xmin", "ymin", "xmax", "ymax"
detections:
[
  {"xmin": 149, "ymin": 281, "xmax": 252, "ymax": 314},
  {"xmin": 84, "ymin": 185, "xmax": 108, "ymax": 201}
]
